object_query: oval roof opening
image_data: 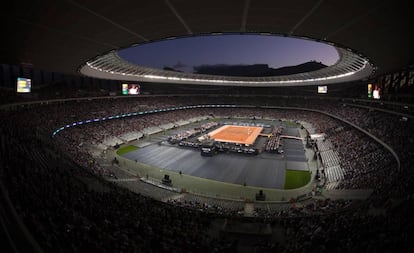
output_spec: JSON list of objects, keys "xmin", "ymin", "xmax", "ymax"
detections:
[{"xmin": 118, "ymin": 34, "xmax": 339, "ymax": 77}]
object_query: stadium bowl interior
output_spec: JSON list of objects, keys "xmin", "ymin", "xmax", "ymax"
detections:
[{"xmin": 1, "ymin": 1, "xmax": 414, "ymax": 252}]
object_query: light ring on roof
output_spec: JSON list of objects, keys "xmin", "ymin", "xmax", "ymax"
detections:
[{"xmin": 80, "ymin": 34, "xmax": 374, "ymax": 87}]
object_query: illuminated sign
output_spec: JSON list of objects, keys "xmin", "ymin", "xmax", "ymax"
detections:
[
  {"xmin": 17, "ymin": 77, "xmax": 31, "ymax": 93},
  {"xmin": 317, "ymin": 85, "xmax": 327, "ymax": 94},
  {"xmin": 122, "ymin": 83, "xmax": 140, "ymax": 95},
  {"xmin": 368, "ymin": 83, "xmax": 372, "ymax": 98}
]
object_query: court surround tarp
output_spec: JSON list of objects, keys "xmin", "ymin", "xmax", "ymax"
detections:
[
  {"xmin": 123, "ymin": 144, "xmax": 286, "ymax": 189},
  {"xmin": 121, "ymin": 120, "xmax": 309, "ymax": 189}
]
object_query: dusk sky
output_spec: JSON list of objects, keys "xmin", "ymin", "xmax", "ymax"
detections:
[{"xmin": 118, "ymin": 34, "xmax": 339, "ymax": 73}]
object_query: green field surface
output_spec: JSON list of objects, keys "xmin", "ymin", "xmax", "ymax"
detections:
[
  {"xmin": 284, "ymin": 170, "xmax": 311, "ymax": 189},
  {"xmin": 285, "ymin": 120, "xmax": 299, "ymax": 127},
  {"xmin": 116, "ymin": 145, "xmax": 139, "ymax": 156}
]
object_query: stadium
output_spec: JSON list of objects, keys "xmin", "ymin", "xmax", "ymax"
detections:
[{"xmin": 1, "ymin": 1, "xmax": 413, "ymax": 252}]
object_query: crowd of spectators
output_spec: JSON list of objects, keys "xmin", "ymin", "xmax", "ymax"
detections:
[
  {"xmin": 254, "ymin": 199, "xmax": 355, "ymax": 220},
  {"xmin": 1, "ymin": 95, "xmax": 414, "ymax": 251},
  {"xmin": 280, "ymin": 198, "xmax": 413, "ymax": 252},
  {"xmin": 9, "ymin": 97, "xmax": 406, "ymax": 197},
  {"xmin": 0, "ymin": 115, "xmax": 235, "ymax": 252},
  {"xmin": 328, "ymin": 128, "xmax": 395, "ymax": 190},
  {"xmin": 166, "ymin": 198, "xmax": 243, "ymax": 217},
  {"xmin": 314, "ymin": 104, "xmax": 414, "ymax": 199}
]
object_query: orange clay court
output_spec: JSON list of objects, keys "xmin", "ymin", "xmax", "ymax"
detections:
[{"xmin": 208, "ymin": 125, "xmax": 263, "ymax": 145}]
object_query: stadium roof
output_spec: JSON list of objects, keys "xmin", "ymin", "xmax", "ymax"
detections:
[{"xmin": 1, "ymin": 0, "xmax": 413, "ymax": 85}]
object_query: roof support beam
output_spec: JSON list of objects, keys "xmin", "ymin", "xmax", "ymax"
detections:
[
  {"xmin": 65, "ymin": 0, "xmax": 149, "ymax": 41},
  {"xmin": 324, "ymin": 2, "xmax": 385, "ymax": 40},
  {"xmin": 289, "ymin": 0, "xmax": 324, "ymax": 35},
  {"xmin": 240, "ymin": 0, "xmax": 251, "ymax": 32},
  {"xmin": 165, "ymin": 0, "xmax": 193, "ymax": 35}
]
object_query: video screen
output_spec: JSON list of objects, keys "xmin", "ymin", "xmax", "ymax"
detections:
[
  {"xmin": 17, "ymin": 77, "xmax": 31, "ymax": 93},
  {"xmin": 122, "ymin": 83, "xmax": 140, "ymax": 95},
  {"xmin": 367, "ymin": 83, "xmax": 372, "ymax": 98},
  {"xmin": 317, "ymin": 85, "xmax": 327, "ymax": 94},
  {"xmin": 368, "ymin": 84, "xmax": 381, "ymax": 99},
  {"xmin": 372, "ymin": 85, "xmax": 381, "ymax": 99}
]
